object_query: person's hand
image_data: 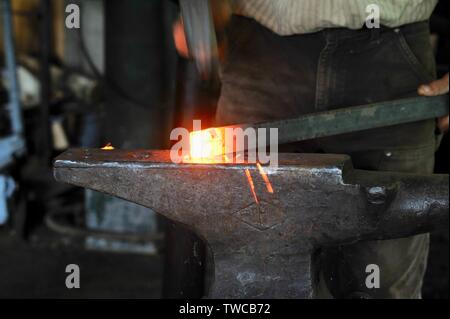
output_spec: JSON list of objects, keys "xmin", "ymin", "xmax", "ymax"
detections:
[
  {"xmin": 173, "ymin": 18, "xmax": 189, "ymax": 58},
  {"xmin": 172, "ymin": 0, "xmax": 232, "ymax": 58},
  {"xmin": 418, "ymin": 73, "xmax": 449, "ymax": 133}
]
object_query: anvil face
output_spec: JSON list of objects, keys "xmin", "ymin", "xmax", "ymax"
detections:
[
  {"xmin": 54, "ymin": 149, "xmax": 362, "ymax": 245},
  {"xmin": 54, "ymin": 149, "xmax": 448, "ymax": 298}
]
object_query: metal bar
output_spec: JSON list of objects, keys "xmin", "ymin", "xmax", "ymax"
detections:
[
  {"xmin": 0, "ymin": 0, "xmax": 26, "ymax": 169},
  {"xmin": 0, "ymin": 136, "xmax": 25, "ymax": 168},
  {"xmin": 2, "ymin": 0, "xmax": 23, "ymax": 135},
  {"xmin": 0, "ymin": 175, "xmax": 15, "ymax": 225},
  {"xmin": 236, "ymin": 95, "xmax": 449, "ymax": 144}
]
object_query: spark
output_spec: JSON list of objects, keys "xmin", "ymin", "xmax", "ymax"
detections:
[
  {"xmin": 245, "ymin": 169, "xmax": 259, "ymax": 204},
  {"xmin": 101, "ymin": 143, "xmax": 114, "ymax": 151},
  {"xmin": 256, "ymin": 162, "xmax": 274, "ymax": 194}
]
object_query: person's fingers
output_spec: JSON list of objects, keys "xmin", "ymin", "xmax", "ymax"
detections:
[
  {"xmin": 173, "ymin": 18, "xmax": 189, "ymax": 58},
  {"xmin": 438, "ymin": 116, "xmax": 449, "ymax": 134},
  {"xmin": 418, "ymin": 73, "xmax": 449, "ymax": 96},
  {"xmin": 417, "ymin": 73, "xmax": 449, "ymax": 133}
]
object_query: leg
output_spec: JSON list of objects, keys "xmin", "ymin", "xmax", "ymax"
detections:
[{"xmin": 317, "ymin": 23, "xmax": 439, "ymax": 299}]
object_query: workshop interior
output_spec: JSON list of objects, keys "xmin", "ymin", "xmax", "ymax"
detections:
[{"xmin": 0, "ymin": 0, "xmax": 448, "ymax": 300}]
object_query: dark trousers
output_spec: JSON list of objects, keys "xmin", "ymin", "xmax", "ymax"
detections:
[{"xmin": 216, "ymin": 16, "xmax": 442, "ymax": 298}]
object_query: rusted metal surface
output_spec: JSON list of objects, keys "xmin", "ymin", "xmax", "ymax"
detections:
[{"xmin": 54, "ymin": 149, "xmax": 449, "ymax": 298}]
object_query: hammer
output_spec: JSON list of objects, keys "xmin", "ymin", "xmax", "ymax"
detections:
[{"xmin": 179, "ymin": 0, "xmax": 230, "ymax": 79}]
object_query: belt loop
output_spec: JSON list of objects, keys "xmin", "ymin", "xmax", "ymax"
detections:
[{"xmin": 370, "ymin": 26, "xmax": 381, "ymax": 43}]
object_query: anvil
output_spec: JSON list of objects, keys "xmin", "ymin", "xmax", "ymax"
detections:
[{"xmin": 54, "ymin": 149, "xmax": 448, "ymax": 298}]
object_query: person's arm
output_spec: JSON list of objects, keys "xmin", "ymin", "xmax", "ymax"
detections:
[{"xmin": 418, "ymin": 73, "xmax": 449, "ymax": 133}]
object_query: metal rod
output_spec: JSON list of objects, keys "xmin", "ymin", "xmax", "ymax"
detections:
[
  {"xmin": 234, "ymin": 95, "xmax": 449, "ymax": 145},
  {"xmin": 179, "ymin": 0, "xmax": 219, "ymax": 79},
  {"xmin": 0, "ymin": 0, "xmax": 26, "ymax": 168},
  {"xmin": 2, "ymin": 0, "xmax": 23, "ymax": 135}
]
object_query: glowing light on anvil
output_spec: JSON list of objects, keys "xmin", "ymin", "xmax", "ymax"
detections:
[
  {"xmin": 188, "ymin": 127, "xmax": 227, "ymax": 163},
  {"xmin": 257, "ymin": 162, "xmax": 274, "ymax": 194},
  {"xmin": 245, "ymin": 169, "xmax": 259, "ymax": 204},
  {"xmin": 101, "ymin": 143, "xmax": 115, "ymax": 151}
]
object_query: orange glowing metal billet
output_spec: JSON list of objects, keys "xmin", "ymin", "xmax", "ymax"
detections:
[
  {"xmin": 256, "ymin": 163, "xmax": 274, "ymax": 194},
  {"xmin": 245, "ymin": 169, "xmax": 259, "ymax": 204},
  {"xmin": 101, "ymin": 143, "xmax": 114, "ymax": 151},
  {"xmin": 188, "ymin": 128, "xmax": 225, "ymax": 163}
]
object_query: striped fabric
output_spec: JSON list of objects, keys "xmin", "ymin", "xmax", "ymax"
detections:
[{"xmin": 230, "ymin": 0, "xmax": 438, "ymax": 35}]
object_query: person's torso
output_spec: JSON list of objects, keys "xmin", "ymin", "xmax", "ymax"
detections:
[{"xmin": 230, "ymin": 0, "xmax": 438, "ymax": 35}]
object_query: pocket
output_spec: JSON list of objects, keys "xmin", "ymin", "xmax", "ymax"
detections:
[
  {"xmin": 435, "ymin": 131, "xmax": 444, "ymax": 152},
  {"xmin": 377, "ymin": 144, "xmax": 436, "ymax": 174},
  {"xmin": 394, "ymin": 28, "xmax": 436, "ymax": 84}
]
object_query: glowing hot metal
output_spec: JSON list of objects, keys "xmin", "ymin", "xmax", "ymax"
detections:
[
  {"xmin": 101, "ymin": 143, "xmax": 115, "ymax": 151},
  {"xmin": 188, "ymin": 128, "xmax": 225, "ymax": 163}
]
